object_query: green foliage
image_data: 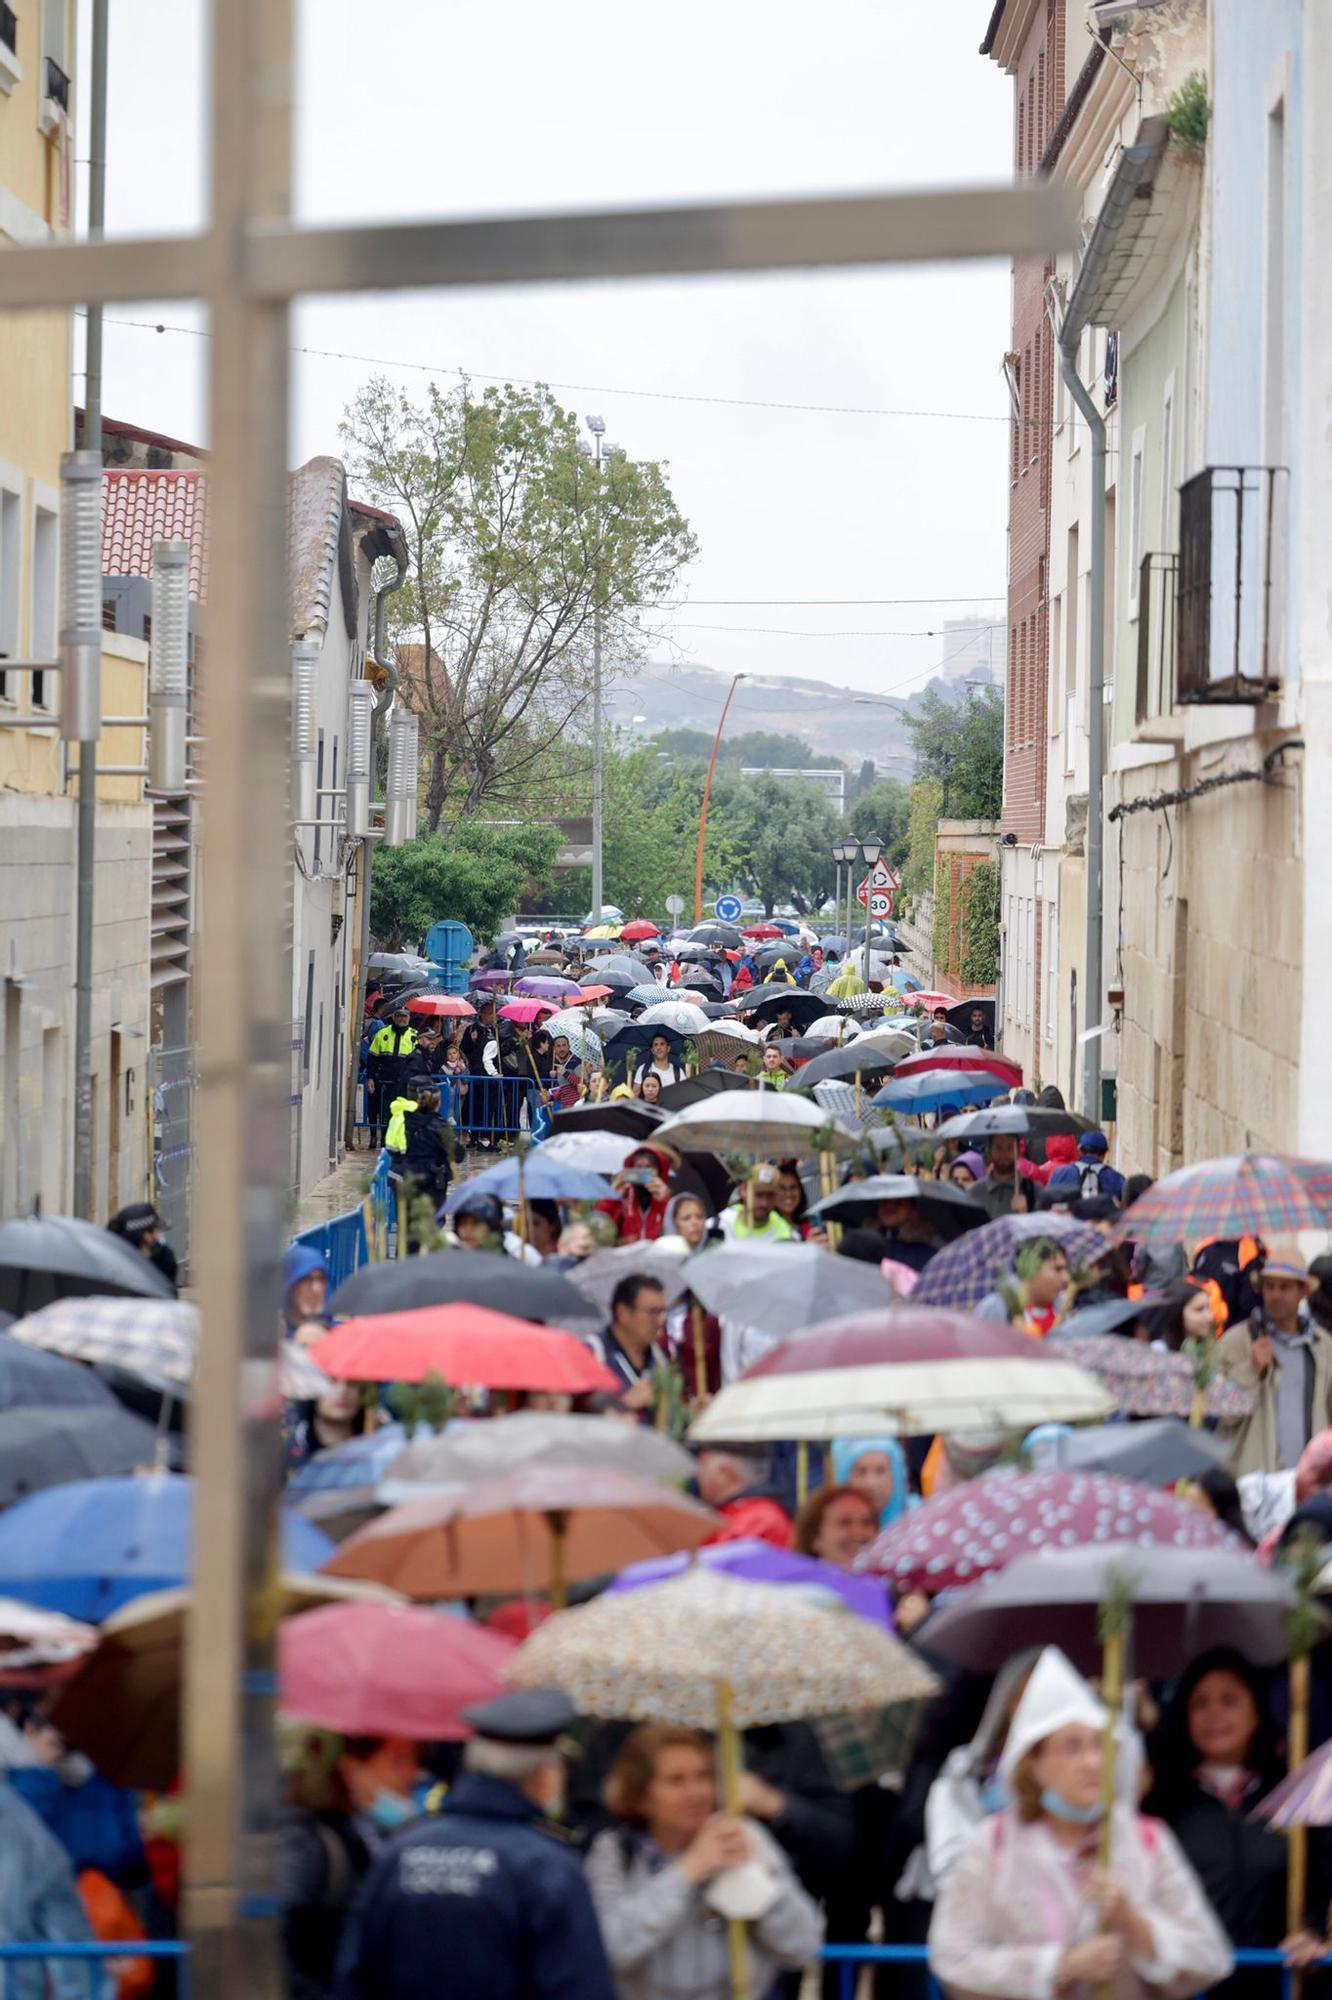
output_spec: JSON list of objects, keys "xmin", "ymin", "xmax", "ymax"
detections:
[
  {"xmin": 650, "ymin": 727, "xmax": 840, "ymax": 770},
  {"xmin": 1166, "ymin": 72, "xmax": 1210, "ymax": 147},
  {"xmin": 903, "ymin": 777, "xmax": 943, "ymax": 897},
  {"xmin": 370, "ymin": 820, "xmax": 559, "ymax": 949},
  {"xmin": 905, "ymin": 687, "xmax": 1004, "ymax": 820},
  {"xmin": 387, "ymin": 1369, "xmax": 457, "ymax": 1431},
  {"xmin": 847, "ymin": 776, "xmax": 910, "ymax": 862},
  {"xmin": 341, "ymin": 375, "xmax": 696, "ymax": 830},
  {"xmin": 714, "ymin": 770, "xmax": 840, "ymax": 915},
  {"xmin": 932, "ymin": 857, "xmax": 954, "ymax": 975},
  {"xmin": 959, "ymin": 860, "xmax": 1000, "ymax": 984}
]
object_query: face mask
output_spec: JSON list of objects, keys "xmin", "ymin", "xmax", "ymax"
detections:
[
  {"xmin": 1040, "ymin": 1787, "xmax": 1102, "ymax": 1827},
  {"xmin": 980, "ymin": 1775, "xmax": 1008, "ymax": 1814},
  {"xmin": 368, "ymin": 1790, "xmax": 414, "ymax": 1832}
]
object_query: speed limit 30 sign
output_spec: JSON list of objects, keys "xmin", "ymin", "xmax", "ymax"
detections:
[{"xmin": 868, "ymin": 890, "xmax": 894, "ymax": 919}]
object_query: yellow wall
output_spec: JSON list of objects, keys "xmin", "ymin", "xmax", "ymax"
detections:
[{"xmin": 0, "ymin": 0, "xmax": 74, "ymax": 794}]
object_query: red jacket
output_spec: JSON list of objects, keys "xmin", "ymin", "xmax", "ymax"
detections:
[
  {"xmin": 704, "ymin": 1492, "xmax": 794, "ymax": 1550},
  {"xmin": 1031, "ymin": 1132, "xmax": 1078, "ymax": 1186},
  {"xmin": 596, "ymin": 1144, "xmax": 674, "ymax": 1243}
]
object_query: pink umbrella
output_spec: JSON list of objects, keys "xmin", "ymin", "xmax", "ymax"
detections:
[
  {"xmin": 499, "ymin": 998, "xmax": 560, "ymax": 1024},
  {"xmin": 513, "ymin": 977, "xmax": 582, "ymax": 1000},
  {"xmin": 278, "ymin": 1599, "xmax": 514, "ymax": 1738}
]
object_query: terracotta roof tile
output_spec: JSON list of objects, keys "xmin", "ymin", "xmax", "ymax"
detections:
[{"xmin": 102, "ymin": 469, "xmax": 209, "ymax": 601}]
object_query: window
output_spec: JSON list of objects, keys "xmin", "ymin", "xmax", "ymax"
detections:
[
  {"xmin": 30, "ymin": 487, "xmax": 57, "ymax": 709},
  {"xmin": 0, "ymin": 465, "xmax": 22, "ymax": 702},
  {"xmin": 1049, "ymin": 596, "xmax": 1062, "ymax": 738},
  {"xmin": 1045, "ymin": 901, "xmax": 1058, "ymax": 1043},
  {"xmin": 39, "ymin": 0, "xmax": 69, "ymax": 125},
  {"xmin": 1159, "ymin": 376, "xmax": 1175, "ymax": 549},
  {"xmin": 0, "ymin": 2, "xmax": 20, "ymax": 98},
  {"xmin": 1126, "ymin": 430, "xmax": 1145, "ymax": 620}
]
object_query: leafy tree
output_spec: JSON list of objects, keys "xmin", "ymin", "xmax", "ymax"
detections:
[
  {"xmin": 903, "ymin": 777, "xmax": 943, "ymax": 898},
  {"xmin": 341, "ymin": 376, "xmax": 696, "ymax": 832},
  {"xmin": 717, "ymin": 772, "xmax": 840, "ymax": 915},
  {"xmin": 905, "ymin": 686, "xmax": 1004, "ymax": 819},
  {"xmin": 847, "ymin": 776, "xmax": 910, "ymax": 863},
  {"xmin": 369, "ymin": 821, "xmax": 559, "ymax": 949},
  {"xmin": 650, "ymin": 727, "xmax": 840, "ymax": 771}
]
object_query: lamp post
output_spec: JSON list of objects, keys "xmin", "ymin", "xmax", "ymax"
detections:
[
  {"xmin": 857, "ymin": 832, "xmax": 883, "ymax": 987},
  {"xmin": 586, "ymin": 414, "xmax": 607, "ymax": 925},
  {"xmin": 833, "ymin": 838, "xmax": 855, "ymax": 955},
  {"xmin": 693, "ymin": 671, "xmax": 746, "ymax": 925}
]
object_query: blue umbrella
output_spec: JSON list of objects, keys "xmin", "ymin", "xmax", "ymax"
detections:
[
  {"xmin": 0, "ymin": 1475, "xmax": 332, "ymax": 1618},
  {"xmin": 890, "ymin": 970, "xmax": 924, "ymax": 992},
  {"xmin": 286, "ymin": 1423, "xmax": 415, "ymax": 1497},
  {"xmin": 607, "ymin": 1539, "xmax": 890, "ymax": 1627},
  {"xmin": 443, "ymin": 1155, "xmax": 615, "ymax": 1208},
  {"xmin": 871, "ymin": 1069, "xmax": 1009, "ymax": 1116},
  {"xmin": 624, "ymin": 984, "xmax": 677, "ymax": 1008}
]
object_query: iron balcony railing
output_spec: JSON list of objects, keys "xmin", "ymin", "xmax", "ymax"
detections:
[
  {"xmin": 1176, "ymin": 464, "xmax": 1287, "ymax": 703},
  {"xmin": 1135, "ymin": 550, "xmax": 1177, "ymax": 724},
  {"xmin": 0, "ymin": 5, "xmax": 17, "ymax": 56},
  {"xmin": 43, "ymin": 54, "xmax": 70, "ymax": 110}
]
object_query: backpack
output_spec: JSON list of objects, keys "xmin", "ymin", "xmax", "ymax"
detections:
[{"xmin": 1077, "ymin": 1160, "xmax": 1104, "ymax": 1197}]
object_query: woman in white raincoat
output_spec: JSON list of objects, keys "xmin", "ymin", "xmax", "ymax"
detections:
[{"xmin": 929, "ymin": 1647, "xmax": 1233, "ymax": 2000}]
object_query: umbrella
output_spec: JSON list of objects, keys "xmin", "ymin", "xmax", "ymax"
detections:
[
  {"xmin": 911, "ymin": 1213, "xmax": 1112, "ymax": 1311},
  {"xmin": 512, "ymin": 976, "xmax": 582, "ymax": 1000},
  {"xmin": 565, "ymin": 1240, "xmax": 692, "ymax": 1314},
  {"xmin": 729, "ymin": 989, "xmax": 826, "ymax": 1029},
  {"xmin": 570, "ymin": 985, "xmax": 616, "ymax": 1004},
  {"xmin": 793, "ymin": 1042, "xmax": 914, "ymax": 1090},
  {"xmin": 620, "ymin": 920, "xmax": 660, "ymax": 942},
  {"xmin": 657, "ymin": 1070, "xmax": 752, "ymax": 1112},
  {"xmin": 279, "ymin": 1600, "xmax": 515, "ymax": 1736},
  {"xmin": 673, "ymin": 943, "xmax": 724, "ymax": 965},
  {"xmin": 654, "ymin": 1090, "xmax": 858, "ymax": 1160},
  {"xmin": 1047, "ymin": 1330, "xmax": 1254, "ymax": 1421},
  {"xmin": 807, "ymin": 1174, "xmax": 987, "ymax": 1241},
  {"xmin": 467, "ymin": 970, "xmax": 515, "ymax": 992},
  {"xmin": 535, "ymin": 1014, "xmax": 602, "ymax": 1061},
  {"xmin": 0, "ymin": 1475, "xmax": 332, "ymax": 1619},
  {"xmin": 900, "ymin": 991, "xmax": 958, "ymax": 1011},
  {"xmin": 536, "ymin": 1130, "xmax": 635, "ymax": 1175},
  {"xmin": 682, "ymin": 1241, "xmax": 892, "ymax": 1335},
  {"xmin": 819, "ymin": 934, "xmax": 849, "ymax": 952},
  {"xmin": 946, "ymin": 998, "xmax": 996, "ymax": 1037},
  {"xmin": 548, "ymin": 1101, "xmax": 664, "ymax": 1143},
  {"xmin": 894, "ymin": 1048, "xmax": 1024, "ymax": 1088},
  {"xmin": 1055, "ymin": 1293, "xmax": 1165, "ymax": 1340},
  {"xmin": 379, "ymin": 1410, "xmax": 693, "ymax": 1499},
  {"xmin": 0, "ymin": 1405, "xmax": 160, "ymax": 1505},
  {"xmin": 679, "ymin": 967, "xmax": 724, "ymax": 995},
  {"xmin": 861, "ymin": 1125, "xmax": 944, "ymax": 1170},
  {"xmin": 312, "ymin": 1305, "xmax": 619, "ymax": 1394},
  {"xmin": 832, "ymin": 993, "xmax": 902, "ymax": 1016},
  {"xmin": 688, "ymin": 1310, "xmax": 1113, "ymax": 1444},
  {"xmin": 582, "ymin": 923, "xmax": 622, "ymax": 940},
  {"xmin": 932, "ymin": 1104, "xmax": 1096, "ymax": 1143},
  {"xmin": 809, "ymin": 1081, "xmax": 875, "ymax": 1129},
  {"xmin": 600, "ymin": 1021, "xmax": 685, "ymax": 1082},
  {"xmin": 323, "ymin": 1465, "xmax": 718, "ymax": 1604},
  {"xmin": 442, "ymin": 1156, "xmax": 615, "ymax": 1207},
  {"xmin": 871, "ymin": 1069, "xmax": 1010, "ymax": 1115},
  {"xmin": 0, "ymin": 1599, "xmax": 96, "ymax": 1675},
  {"xmin": 498, "ymin": 998, "xmax": 560, "ymax": 1024},
  {"xmin": 919, "ymin": 1542, "xmax": 1290, "ymax": 1676},
  {"xmin": 327, "ymin": 1253, "xmax": 603, "ymax": 1329},
  {"xmin": 46, "ymin": 1573, "xmax": 408, "ymax": 1791},
  {"xmin": 1255, "ymin": 1742, "xmax": 1332, "ymax": 1830},
  {"xmin": 406, "ymin": 994, "xmax": 475, "ymax": 1018},
  {"xmin": 1109, "ymin": 1152, "xmax": 1332, "ymax": 1247},
  {"xmin": 624, "ymin": 984, "xmax": 678, "ymax": 1008},
  {"xmin": 858, "ymin": 1468, "xmax": 1235, "ymax": 1594},
  {"xmin": 639, "ymin": 1000, "xmax": 712, "ymax": 1034},
  {"xmin": 9, "ymin": 1296, "xmax": 198, "ymax": 1387},
  {"xmin": 581, "ymin": 967, "xmax": 639, "ymax": 995},
  {"xmin": 687, "ymin": 922, "xmax": 743, "ymax": 949},
  {"xmin": 0, "ymin": 1217, "xmax": 175, "ymax": 1315},
  {"xmin": 0, "ymin": 1332, "xmax": 118, "ymax": 1411},
  {"xmin": 609, "ymin": 1538, "xmax": 892, "ymax": 1627},
  {"xmin": 741, "ymin": 925, "xmax": 784, "ymax": 940},
  {"xmin": 771, "ymin": 1035, "xmax": 836, "ymax": 1061},
  {"xmin": 286, "ymin": 1422, "xmax": 422, "ymax": 1535},
  {"xmin": 597, "ymin": 954, "xmax": 656, "ymax": 981},
  {"xmin": 1036, "ymin": 1418, "xmax": 1230, "ymax": 1486}
]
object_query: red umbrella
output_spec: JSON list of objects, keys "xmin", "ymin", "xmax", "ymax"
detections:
[
  {"xmin": 278, "ymin": 1599, "xmax": 513, "ymax": 1738},
  {"xmin": 570, "ymin": 984, "xmax": 614, "ymax": 1003},
  {"xmin": 406, "ymin": 994, "xmax": 475, "ymax": 1019},
  {"xmin": 893, "ymin": 1047, "xmax": 1022, "ymax": 1087},
  {"xmin": 858, "ymin": 1468, "xmax": 1236, "ymax": 1593},
  {"xmin": 741, "ymin": 924, "xmax": 784, "ymax": 940},
  {"xmin": 620, "ymin": 920, "xmax": 660, "ymax": 942},
  {"xmin": 310, "ymin": 1305, "xmax": 619, "ymax": 1393},
  {"xmin": 498, "ymin": 998, "xmax": 560, "ymax": 1024}
]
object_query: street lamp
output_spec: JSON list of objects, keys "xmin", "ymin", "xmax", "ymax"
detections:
[
  {"xmin": 586, "ymin": 413, "xmax": 607, "ymax": 924},
  {"xmin": 833, "ymin": 838, "xmax": 855, "ymax": 946},
  {"xmin": 856, "ymin": 833, "xmax": 884, "ymax": 985}
]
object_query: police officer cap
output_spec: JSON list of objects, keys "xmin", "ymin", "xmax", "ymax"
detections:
[{"xmin": 462, "ymin": 1689, "xmax": 576, "ymax": 1745}]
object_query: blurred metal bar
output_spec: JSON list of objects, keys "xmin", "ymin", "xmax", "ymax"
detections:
[
  {"xmin": 0, "ymin": 233, "xmax": 210, "ymax": 308},
  {"xmin": 181, "ymin": 0, "xmax": 291, "ymax": 1994}
]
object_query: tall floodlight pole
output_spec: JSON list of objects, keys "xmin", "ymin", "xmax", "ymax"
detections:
[{"xmin": 586, "ymin": 416, "xmax": 606, "ymax": 923}]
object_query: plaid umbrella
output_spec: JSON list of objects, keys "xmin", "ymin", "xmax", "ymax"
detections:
[
  {"xmin": 536, "ymin": 1010, "xmax": 602, "ymax": 1060},
  {"xmin": 912, "ymin": 1213, "xmax": 1111, "ymax": 1311},
  {"xmin": 505, "ymin": 1568, "xmax": 939, "ymax": 1730},
  {"xmin": 1110, "ymin": 1152, "xmax": 1332, "ymax": 1247},
  {"xmin": 624, "ymin": 984, "xmax": 678, "ymax": 1008},
  {"xmin": 654, "ymin": 1089, "xmax": 858, "ymax": 1160},
  {"xmin": 859, "ymin": 1468, "xmax": 1237, "ymax": 1593},
  {"xmin": 9, "ymin": 1297, "xmax": 198, "ymax": 1387},
  {"xmin": 1048, "ymin": 1330, "xmax": 1253, "ymax": 1420}
]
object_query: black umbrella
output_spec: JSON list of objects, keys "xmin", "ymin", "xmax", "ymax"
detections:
[
  {"xmin": 673, "ymin": 943, "xmax": 724, "ymax": 964},
  {"xmin": 679, "ymin": 967, "xmax": 724, "ymax": 995},
  {"xmin": 1038, "ymin": 1418, "xmax": 1229, "ymax": 1487},
  {"xmin": 772, "ymin": 1036, "xmax": 836, "ymax": 1062},
  {"xmin": 548, "ymin": 1101, "xmax": 665, "ymax": 1143},
  {"xmin": 328, "ymin": 1254, "xmax": 603, "ymax": 1327},
  {"xmin": 687, "ymin": 922, "xmax": 743, "ymax": 949},
  {"xmin": 0, "ymin": 1405, "xmax": 160, "ymax": 1506},
  {"xmin": 947, "ymin": 998, "xmax": 996, "ymax": 1040},
  {"xmin": 860, "ymin": 1126, "xmax": 943, "ymax": 1170},
  {"xmin": 808, "ymin": 1173, "xmax": 986, "ymax": 1241},
  {"xmin": 0, "ymin": 1333, "xmax": 118, "ymax": 1411},
  {"xmin": 581, "ymin": 966, "xmax": 639, "ymax": 994},
  {"xmin": 793, "ymin": 1043, "xmax": 910, "ymax": 1090},
  {"xmin": 1059, "ymin": 1293, "xmax": 1166, "ymax": 1341},
  {"xmin": 657, "ymin": 1070, "xmax": 753, "ymax": 1113},
  {"xmin": 698, "ymin": 1000, "xmax": 737, "ymax": 1020},
  {"xmin": 754, "ymin": 944, "xmax": 802, "ymax": 971},
  {"xmin": 600, "ymin": 1021, "xmax": 686, "ymax": 1085},
  {"xmin": 0, "ymin": 1218, "xmax": 175, "ymax": 1316},
  {"xmin": 933, "ymin": 1105, "xmax": 1094, "ymax": 1143},
  {"xmin": 732, "ymin": 989, "xmax": 826, "ymax": 1031}
]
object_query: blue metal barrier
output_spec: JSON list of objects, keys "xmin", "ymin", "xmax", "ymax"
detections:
[
  {"xmin": 356, "ymin": 1073, "xmax": 541, "ymax": 1145},
  {"xmin": 288, "ymin": 1205, "xmax": 368, "ymax": 1290},
  {"xmin": 0, "ymin": 1940, "xmax": 189, "ymax": 2000},
  {"xmin": 816, "ymin": 1945, "xmax": 1328, "ymax": 2000}
]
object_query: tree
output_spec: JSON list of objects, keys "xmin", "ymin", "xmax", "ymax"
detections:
[
  {"xmin": 847, "ymin": 776, "xmax": 910, "ymax": 863},
  {"xmin": 718, "ymin": 773, "xmax": 839, "ymax": 916},
  {"xmin": 649, "ymin": 727, "xmax": 840, "ymax": 770},
  {"xmin": 903, "ymin": 777, "xmax": 943, "ymax": 897},
  {"xmin": 341, "ymin": 376, "xmax": 696, "ymax": 831},
  {"xmin": 905, "ymin": 686, "xmax": 1004, "ymax": 819},
  {"xmin": 369, "ymin": 822, "xmax": 559, "ymax": 950}
]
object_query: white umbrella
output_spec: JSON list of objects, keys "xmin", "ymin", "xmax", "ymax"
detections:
[
  {"xmin": 538, "ymin": 1130, "xmax": 636, "ymax": 1175},
  {"xmin": 638, "ymin": 1000, "xmax": 712, "ymax": 1034},
  {"xmin": 566, "ymin": 1239, "xmax": 693, "ymax": 1314},
  {"xmin": 379, "ymin": 1409, "xmax": 694, "ymax": 1499},
  {"xmin": 808, "ymin": 1014, "xmax": 859, "ymax": 1041},
  {"xmin": 654, "ymin": 1089, "xmax": 859, "ymax": 1160}
]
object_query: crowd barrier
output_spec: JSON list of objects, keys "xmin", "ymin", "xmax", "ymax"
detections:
[
  {"xmin": 0, "ymin": 1939, "xmax": 1322, "ymax": 2000},
  {"xmin": 356, "ymin": 1072, "xmax": 542, "ymax": 1145},
  {"xmin": 287, "ymin": 1206, "xmax": 367, "ymax": 1291}
]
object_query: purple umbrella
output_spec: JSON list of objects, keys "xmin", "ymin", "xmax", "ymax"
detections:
[
  {"xmin": 607, "ymin": 1538, "xmax": 891, "ymax": 1627},
  {"xmin": 912, "ymin": 1213, "xmax": 1111, "ymax": 1312},
  {"xmin": 514, "ymin": 976, "xmax": 582, "ymax": 1000},
  {"xmin": 468, "ymin": 971, "xmax": 514, "ymax": 992}
]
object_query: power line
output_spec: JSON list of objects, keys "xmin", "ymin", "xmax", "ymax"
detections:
[
  {"xmin": 660, "ymin": 596, "xmax": 1005, "ymax": 607},
  {"xmin": 670, "ymin": 618, "xmax": 1006, "ymax": 638}
]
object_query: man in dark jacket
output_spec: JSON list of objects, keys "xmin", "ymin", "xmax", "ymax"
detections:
[
  {"xmin": 392, "ymin": 1082, "xmax": 453, "ymax": 1209},
  {"xmin": 334, "ymin": 1692, "xmax": 615, "ymax": 2000}
]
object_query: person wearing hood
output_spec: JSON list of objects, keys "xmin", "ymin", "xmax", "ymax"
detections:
[
  {"xmin": 283, "ymin": 1245, "xmax": 329, "ymax": 1337},
  {"xmin": 599, "ymin": 1145, "xmax": 675, "ymax": 1244},
  {"xmin": 384, "ymin": 1081, "xmax": 453, "ymax": 1209},
  {"xmin": 829, "ymin": 1436, "xmax": 913, "ymax": 1529},
  {"xmin": 366, "ymin": 1006, "xmax": 419, "ymax": 1146},
  {"xmin": 947, "ymin": 1151, "xmax": 986, "ymax": 1191},
  {"xmin": 1031, "ymin": 1133, "xmax": 1079, "ymax": 1187},
  {"xmin": 929, "ymin": 1647, "xmax": 1232, "ymax": 2000},
  {"xmin": 443, "ymin": 1188, "xmax": 539, "ymax": 1265},
  {"xmin": 0, "ymin": 1779, "xmax": 108, "ymax": 2000}
]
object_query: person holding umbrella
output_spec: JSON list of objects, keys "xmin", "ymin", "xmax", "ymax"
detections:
[
  {"xmin": 635, "ymin": 1034, "xmax": 684, "ymax": 1095},
  {"xmin": 929, "ymin": 1647, "xmax": 1232, "ymax": 2000}
]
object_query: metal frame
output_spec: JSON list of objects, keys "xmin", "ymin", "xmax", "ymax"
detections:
[{"xmin": 0, "ymin": 3, "xmax": 1074, "ymax": 1991}]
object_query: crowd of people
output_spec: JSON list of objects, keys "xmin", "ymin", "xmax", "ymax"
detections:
[{"xmin": 5, "ymin": 912, "xmax": 1332, "ymax": 2000}]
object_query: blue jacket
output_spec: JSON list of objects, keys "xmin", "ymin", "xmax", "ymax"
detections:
[
  {"xmin": 333, "ymin": 1772, "xmax": 616, "ymax": 2000},
  {"xmin": 0, "ymin": 1783, "xmax": 107, "ymax": 2000},
  {"xmin": 1047, "ymin": 1158, "xmax": 1126, "ymax": 1200},
  {"xmin": 8, "ymin": 1768, "xmax": 144, "ymax": 1884}
]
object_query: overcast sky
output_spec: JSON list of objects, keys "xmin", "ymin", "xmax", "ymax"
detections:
[{"xmin": 84, "ymin": 0, "xmax": 1013, "ymax": 706}]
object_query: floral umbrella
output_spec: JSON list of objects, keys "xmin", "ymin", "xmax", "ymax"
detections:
[
  {"xmin": 1048, "ymin": 1330, "xmax": 1253, "ymax": 1421},
  {"xmin": 911, "ymin": 1213, "xmax": 1111, "ymax": 1311},
  {"xmin": 1109, "ymin": 1152, "xmax": 1332, "ymax": 1247},
  {"xmin": 857, "ymin": 1468, "xmax": 1236, "ymax": 1595}
]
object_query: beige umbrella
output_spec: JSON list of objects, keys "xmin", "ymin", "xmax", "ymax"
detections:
[
  {"xmin": 653, "ymin": 1089, "xmax": 859, "ymax": 1161},
  {"xmin": 322, "ymin": 1464, "xmax": 717, "ymax": 1608},
  {"xmin": 379, "ymin": 1409, "xmax": 694, "ymax": 1500},
  {"xmin": 507, "ymin": 1569, "xmax": 939, "ymax": 2000}
]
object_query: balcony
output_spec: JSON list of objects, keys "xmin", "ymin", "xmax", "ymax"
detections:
[
  {"xmin": 1177, "ymin": 465, "xmax": 1286, "ymax": 704},
  {"xmin": 43, "ymin": 54, "xmax": 69, "ymax": 112}
]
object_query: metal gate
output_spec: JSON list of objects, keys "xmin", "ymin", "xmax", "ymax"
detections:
[{"xmin": 148, "ymin": 1040, "xmax": 196, "ymax": 1282}]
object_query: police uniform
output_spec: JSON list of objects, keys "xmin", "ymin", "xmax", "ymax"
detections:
[
  {"xmin": 367, "ymin": 1018, "xmax": 419, "ymax": 1140},
  {"xmin": 333, "ymin": 1692, "xmax": 616, "ymax": 2000}
]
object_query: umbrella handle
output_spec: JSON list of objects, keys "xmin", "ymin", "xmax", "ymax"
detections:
[
  {"xmin": 1095, "ymin": 1626, "xmax": 1127, "ymax": 2000},
  {"xmin": 692, "ymin": 1303, "xmax": 709, "ymax": 1402},
  {"xmin": 796, "ymin": 1440, "xmax": 810, "ymax": 1510},
  {"xmin": 716, "ymin": 1682, "xmax": 751, "ymax": 2000},
  {"xmin": 1288, "ymin": 1652, "xmax": 1311, "ymax": 1941},
  {"xmin": 548, "ymin": 1511, "xmax": 568, "ymax": 1613}
]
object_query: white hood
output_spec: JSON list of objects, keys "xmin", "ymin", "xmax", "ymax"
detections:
[{"xmin": 998, "ymin": 1645, "xmax": 1108, "ymax": 1783}]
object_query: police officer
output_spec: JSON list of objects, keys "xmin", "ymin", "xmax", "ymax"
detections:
[
  {"xmin": 366, "ymin": 1005, "xmax": 418, "ymax": 1146},
  {"xmin": 333, "ymin": 1691, "xmax": 616, "ymax": 2000}
]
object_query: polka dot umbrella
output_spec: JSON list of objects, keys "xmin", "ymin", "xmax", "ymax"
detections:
[{"xmin": 857, "ymin": 1467, "xmax": 1236, "ymax": 1595}]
